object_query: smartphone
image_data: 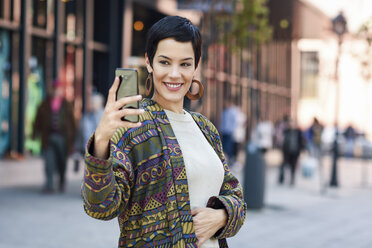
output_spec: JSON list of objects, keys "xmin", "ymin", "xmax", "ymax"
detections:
[{"xmin": 115, "ymin": 68, "xmax": 139, "ymax": 122}]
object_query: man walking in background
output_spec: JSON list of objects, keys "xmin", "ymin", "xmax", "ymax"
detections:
[{"xmin": 278, "ymin": 119, "xmax": 304, "ymax": 186}]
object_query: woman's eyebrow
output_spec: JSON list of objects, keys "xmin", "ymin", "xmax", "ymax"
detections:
[{"xmin": 158, "ymin": 55, "xmax": 193, "ymax": 61}]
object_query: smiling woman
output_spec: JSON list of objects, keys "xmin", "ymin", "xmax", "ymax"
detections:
[{"xmin": 82, "ymin": 16, "xmax": 247, "ymax": 248}]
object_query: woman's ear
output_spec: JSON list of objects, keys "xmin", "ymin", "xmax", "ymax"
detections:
[
  {"xmin": 145, "ymin": 53, "xmax": 153, "ymax": 73},
  {"xmin": 194, "ymin": 59, "xmax": 201, "ymax": 72},
  {"xmin": 196, "ymin": 60, "xmax": 201, "ymax": 69},
  {"xmin": 193, "ymin": 60, "xmax": 201, "ymax": 77}
]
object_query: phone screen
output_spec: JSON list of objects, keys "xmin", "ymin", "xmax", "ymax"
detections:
[{"xmin": 115, "ymin": 68, "xmax": 139, "ymax": 122}]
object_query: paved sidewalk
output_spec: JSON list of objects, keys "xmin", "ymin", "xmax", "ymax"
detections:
[
  {"xmin": 230, "ymin": 150, "xmax": 372, "ymax": 248},
  {"xmin": 0, "ymin": 152, "xmax": 372, "ymax": 248}
]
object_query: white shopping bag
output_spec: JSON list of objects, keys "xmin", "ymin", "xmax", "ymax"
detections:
[{"xmin": 300, "ymin": 156, "xmax": 318, "ymax": 178}]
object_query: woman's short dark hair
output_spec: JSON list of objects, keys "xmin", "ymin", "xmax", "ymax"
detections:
[{"xmin": 145, "ymin": 16, "xmax": 202, "ymax": 69}]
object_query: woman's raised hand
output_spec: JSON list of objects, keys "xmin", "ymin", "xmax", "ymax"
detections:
[{"xmin": 93, "ymin": 77, "xmax": 144, "ymax": 159}]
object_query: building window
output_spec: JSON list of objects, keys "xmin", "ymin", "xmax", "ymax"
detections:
[
  {"xmin": 93, "ymin": 50, "xmax": 109, "ymax": 94},
  {"xmin": 300, "ymin": 51, "xmax": 319, "ymax": 98},
  {"xmin": 0, "ymin": 0, "xmax": 21, "ymax": 22},
  {"xmin": 93, "ymin": 0, "xmax": 110, "ymax": 45},
  {"xmin": 132, "ymin": 3, "xmax": 165, "ymax": 57},
  {"xmin": 65, "ymin": 0, "xmax": 76, "ymax": 40},
  {"xmin": 32, "ymin": 0, "xmax": 47, "ymax": 28},
  {"xmin": 32, "ymin": 0, "xmax": 54, "ymax": 31},
  {"xmin": 24, "ymin": 37, "xmax": 49, "ymax": 154},
  {"xmin": 0, "ymin": 0, "xmax": 3, "ymax": 19},
  {"xmin": 58, "ymin": 0, "xmax": 84, "ymax": 119}
]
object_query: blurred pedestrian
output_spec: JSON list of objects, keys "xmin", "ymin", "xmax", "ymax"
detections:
[
  {"xmin": 251, "ymin": 118, "xmax": 274, "ymax": 154},
  {"xmin": 344, "ymin": 124, "xmax": 356, "ymax": 157},
  {"xmin": 33, "ymin": 80, "xmax": 75, "ymax": 193},
  {"xmin": 73, "ymin": 92, "xmax": 104, "ymax": 172},
  {"xmin": 75, "ymin": 92, "xmax": 104, "ymax": 155},
  {"xmin": 278, "ymin": 119, "xmax": 305, "ymax": 185},
  {"xmin": 307, "ymin": 117, "xmax": 324, "ymax": 163},
  {"xmin": 274, "ymin": 115, "xmax": 289, "ymax": 149},
  {"xmin": 82, "ymin": 16, "xmax": 246, "ymax": 247},
  {"xmin": 221, "ymin": 99, "xmax": 239, "ymax": 163},
  {"xmin": 232, "ymin": 105, "xmax": 247, "ymax": 167}
]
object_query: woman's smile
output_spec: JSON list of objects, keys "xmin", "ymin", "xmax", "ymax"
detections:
[{"xmin": 163, "ymin": 82, "xmax": 184, "ymax": 91}]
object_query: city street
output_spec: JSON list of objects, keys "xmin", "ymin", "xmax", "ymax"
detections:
[
  {"xmin": 1, "ymin": 1, "xmax": 372, "ymax": 248},
  {"xmin": 0, "ymin": 151, "xmax": 372, "ymax": 248}
]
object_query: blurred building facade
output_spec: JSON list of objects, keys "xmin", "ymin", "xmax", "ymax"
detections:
[
  {"xmin": 0, "ymin": 0, "xmax": 205, "ymax": 157},
  {"xmin": 0, "ymin": 0, "xmax": 125, "ymax": 156},
  {"xmin": 5, "ymin": 0, "xmax": 370, "ymax": 158},
  {"xmin": 270, "ymin": 0, "xmax": 372, "ymax": 140},
  {"xmin": 268, "ymin": 0, "xmax": 332, "ymax": 128},
  {"xmin": 0, "ymin": 0, "xmax": 293, "ymax": 157},
  {"xmin": 180, "ymin": 0, "xmax": 293, "ymax": 137}
]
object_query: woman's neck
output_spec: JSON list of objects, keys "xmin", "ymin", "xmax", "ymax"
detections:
[{"xmin": 152, "ymin": 96, "xmax": 184, "ymax": 114}]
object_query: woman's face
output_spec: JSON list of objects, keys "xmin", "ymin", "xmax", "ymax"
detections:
[{"xmin": 146, "ymin": 38, "xmax": 196, "ymax": 112}]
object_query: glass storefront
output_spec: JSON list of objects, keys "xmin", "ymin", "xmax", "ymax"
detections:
[
  {"xmin": 1, "ymin": 0, "xmax": 107, "ymax": 158},
  {"xmin": 0, "ymin": 29, "xmax": 11, "ymax": 157},
  {"xmin": 23, "ymin": 0, "xmax": 55, "ymax": 155},
  {"xmin": 24, "ymin": 37, "xmax": 47, "ymax": 155},
  {"xmin": 2, "ymin": 0, "xmax": 280, "ymax": 157}
]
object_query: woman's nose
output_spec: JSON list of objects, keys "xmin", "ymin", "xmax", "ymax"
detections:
[{"xmin": 170, "ymin": 66, "xmax": 181, "ymax": 78}]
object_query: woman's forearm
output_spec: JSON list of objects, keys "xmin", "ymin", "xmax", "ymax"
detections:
[{"xmin": 93, "ymin": 133, "xmax": 110, "ymax": 160}]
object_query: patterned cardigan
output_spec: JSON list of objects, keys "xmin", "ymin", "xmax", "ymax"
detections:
[{"xmin": 82, "ymin": 98, "xmax": 247, "ymax": 248}]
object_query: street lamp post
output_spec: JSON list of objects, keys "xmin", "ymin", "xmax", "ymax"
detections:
[{"xmin": 330, "ymin": 12, "xmax": 347, "ymax": 187}]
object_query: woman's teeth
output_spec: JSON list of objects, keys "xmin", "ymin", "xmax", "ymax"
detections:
[{"xmin": 165, "ymin": 83, "xmax": 182, "ymax": 88}]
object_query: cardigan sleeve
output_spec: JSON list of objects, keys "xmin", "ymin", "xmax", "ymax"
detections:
[
  {"xmin": 202, "ymin": 117, "xmax": 247, "ymax": 239},
  {"xmin": 82, "ymin": 133, "xmax": 135, "ymax": 220},
  {"xmin": 207, "ymin": 162, "xmax": 246, "ymax": 239}
]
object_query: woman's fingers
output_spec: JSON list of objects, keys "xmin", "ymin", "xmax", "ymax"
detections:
[
  {"xmin": 107, "ymin": 77, "xmax": 121, "ymax": 104},
  {"xmin": 192, "ymin": 208, "xmax": 227, "ymax": 247},
  {"xmin": 117, "ymin": 108, "xmax": 144, "ymax": 120},
  {"xmin": 107, "ymin": 76, "xmax": 142, "ymax": 110},
  {"xmin": 121, "ymin": 121, "xmax": 142, "ymax": 129},
  {"xmin": 96, "ymin": 78, "xmax": 143, "ymax": 143},
  {"xmin": 115, "ymin": 94, "xmax": 142, "ymax": 110}
]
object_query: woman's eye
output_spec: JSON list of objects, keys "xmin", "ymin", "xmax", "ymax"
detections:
[
  {"xmin": 181, "ymin": 63, "xmax": 192, "ymax": 67},
  {"xmin": 159, "ymin": 60, "xmax": 170, "ymax": 65}
]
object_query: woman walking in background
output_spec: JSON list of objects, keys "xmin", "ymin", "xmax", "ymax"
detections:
[{"xmin": 33, "ymin": 80, "xmax": 75, "ymax": 193}]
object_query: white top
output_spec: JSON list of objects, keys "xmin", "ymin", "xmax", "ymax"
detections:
[
  {"xmin": 233, "ymin": 108, "xmax": 247, "ymax": 143},
  {"xmin": 165, "ymin": 109, "xmax": 224, "ymax": 248},
  {"xmin": 252, "ymin": 120, "xmax": 274, "ymax": 149}
]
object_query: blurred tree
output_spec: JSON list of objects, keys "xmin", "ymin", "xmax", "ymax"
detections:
[
  {"xmin": 357, "ymin": 17, "xmax": 372, "ymax": 141},
  {"xmin": 357, "ymin": 17, "xmax": 372, "ymax": 82},
  {"xmin": 198, "ymin": 0, "xmax": 273, "ymax": 135},
  {"xmin": 356, "ymin": 17, "xmax": 372, "ymax": 184},
  {"xmin": 217, "ymin": 0, "xmax": 272, "ymax": 51}
]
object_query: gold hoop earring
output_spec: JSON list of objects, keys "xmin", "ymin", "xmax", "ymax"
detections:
[
  {"xmin": 186, "ymin": 79, "xmax": 204, "ymax": 100},
  {"xmin": 145, "ymin": 73, "xmax": 153, "ymax": 97}
]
